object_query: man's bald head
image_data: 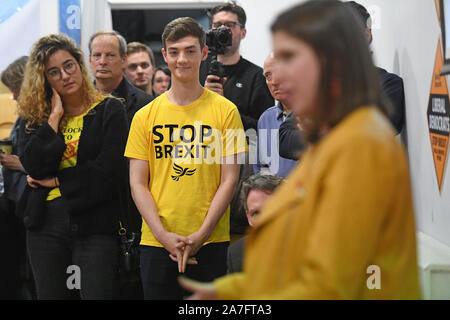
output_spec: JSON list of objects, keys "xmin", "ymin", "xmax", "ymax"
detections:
[{"xmin": 263, "ymin": 53, "xmax": 289, "ymax": 106}]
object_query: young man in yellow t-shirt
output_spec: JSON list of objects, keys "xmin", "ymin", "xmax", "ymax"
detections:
[{"xmin": 124, "ymin": 17, "xmax": 247, "ymax": 300}]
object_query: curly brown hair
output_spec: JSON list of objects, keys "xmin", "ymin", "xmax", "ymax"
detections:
[{"xmin": 17, "ymin": 33, "xmax": 104, "ymax": 130}]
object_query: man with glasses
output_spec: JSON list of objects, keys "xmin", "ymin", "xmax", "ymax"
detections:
[
  {"xmin": 200, "ymin": 2, "xmax": 274, "ymax": 244},
  {"xmin": 124, "ymin": 42, "xmax": 157, "ymax": 98},
  {"xmin": 201, "ymin": 3, "xmax": 273, "ymax": 132}
]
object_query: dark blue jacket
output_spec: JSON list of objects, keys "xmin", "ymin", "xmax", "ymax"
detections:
[{"xmin": 378, "ymin": 67, "xmax": 405, "ymax": 133}]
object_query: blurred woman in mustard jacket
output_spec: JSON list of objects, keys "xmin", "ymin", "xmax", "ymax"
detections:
[{"xmin": 180, "ymin": 0, "xmax": 421, "ymax": 299}]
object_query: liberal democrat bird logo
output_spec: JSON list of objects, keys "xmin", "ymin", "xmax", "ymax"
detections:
[{"xmin": 171, "ymin": 163, "xmax": 196, "ymax": 181}]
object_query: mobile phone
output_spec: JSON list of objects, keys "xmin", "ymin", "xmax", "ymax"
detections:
[{"xmin": 45, "ymin": 81, "xmax": 53, "ymax": 103}]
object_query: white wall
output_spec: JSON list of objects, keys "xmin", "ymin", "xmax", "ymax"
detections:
[
  {"xmin": 40, "ymin": 0, "xmax": 59, "ymax": 36},
  {"xmin": 39, "ymin": 0, "xmax": 112, "ymax": 60},
  {"xmin": 0, "ymin": 0, "xmax": 41, "ymax": 73},
  {"xmin": 238, "ymin": 0, "xmax": 303, "ymax": 67},
  {"xmin": 238, "ymin": 0, "xmax": 450, "ymax": 297},
  {"xmin": 338, "ymin": 0, "xmax": 450, "ymax": 298},
  {"xmin": 358, "ymin": 0, "xmax": 450, "ymax": 250},
  {"xmin": 242, "ymin": 0, "xmax": 450, "ymax": 262}
]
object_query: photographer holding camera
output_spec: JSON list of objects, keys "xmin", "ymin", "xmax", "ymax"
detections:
[
  {"xmin": 201, "ymin": 2, "xmax": 274, "ymax": 132},
  {"xmin": 200, "ymin": 2, "xmax": 274, "ymax": 244}
]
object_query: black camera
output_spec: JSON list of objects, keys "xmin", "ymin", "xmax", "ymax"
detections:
[
  {"xmin": 206, "ymin": 26, "xmax": 232, "ymax": 54},
  {"xmin": 205, "ymin": 26, "xmax": 232, "ymax": 81}
]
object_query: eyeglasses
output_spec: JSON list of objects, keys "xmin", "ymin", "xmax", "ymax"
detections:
[
  {"xmin": 127, "ymin": 62, "xmax": 151, "ymax": 72},
  {"xmin": 212, "ymin": 21, "xmax": 243, "ymax": 29},
  {"xmin": 46, "ymin": 61, "xmax": 78, "ymax": 81}
]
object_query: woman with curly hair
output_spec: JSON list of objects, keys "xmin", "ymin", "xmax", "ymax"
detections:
[{"xmin": 17, "ymin": 33, "xmax": 128, "ymax": 299}]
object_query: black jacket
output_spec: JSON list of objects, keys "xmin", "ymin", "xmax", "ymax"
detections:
[
  {"xmin": 200, "ymin": 57, "xmax": 274, "ymax": 131},
  {"xmin": 279, "ymin": 113, "xmax": 306, "ymax": 160},
  {"xmin": 111, "ymin": 77, "xmax": 153, "ymax": 235},
  {"xmin": 18, "ymin": 98, "xmax": 128, "ymax": 236},
  {"xmin": 227, "ymin": 236, "xmax": 246, "ymax": 274},
  {"xmin": 112, "ymin": 77, "xmax": 153, "ymax": 128},
  {"xmin": 2, "ymin": 117, "xmax": 28, "ymax": 203},
  {"xmin": 378, "ymin": 67, "xmax": 405, "ymax": 133}
]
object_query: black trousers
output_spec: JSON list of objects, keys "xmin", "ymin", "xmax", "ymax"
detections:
[
  {"xmin": 140, "ymin": 242, "xmax": 229, "ymax": 300},
  {"xmin": 0, "ymin": 195, "xmax": 22, "ymax": 299},
  {"xmin": 26, "ymin": 198, "xmax": 119, "ymax": 300}
]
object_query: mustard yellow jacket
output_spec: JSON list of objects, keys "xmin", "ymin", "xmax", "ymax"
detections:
[{"xmin": 215, "ymin": 107, "xmax": 421, "ymax": 299}]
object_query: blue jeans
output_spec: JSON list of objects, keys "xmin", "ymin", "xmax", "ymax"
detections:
[
  {"xmin": 26, "ymin": 198, "xmax": 119, "ymax": 300},
  {"xmin": 140, "ymin": 242, "xmax": 229, "ymax": 300}
]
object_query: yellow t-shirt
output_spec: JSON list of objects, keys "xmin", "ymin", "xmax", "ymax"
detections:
[
  {"xmin": 47, "ymin": 99, "xmax": 103, "ymax": 201},
  {"xmin": 125, "ymin": 89, "xmax": 247, "ymax": 247}
]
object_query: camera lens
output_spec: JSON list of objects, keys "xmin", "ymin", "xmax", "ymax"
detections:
[{"xmin": 216, "ymin": 27, "xmax": 232, "ymax": 46}]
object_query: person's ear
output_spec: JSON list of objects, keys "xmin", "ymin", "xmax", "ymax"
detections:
[
  {"xmin": 241, "ymin": 27, "xmax": 247, "ymax": 40},
  {"xmin": 201, "ymin": 45, "xmax": 209, "ymax": 61},
  {"xmin": 161, "ymin": 48, "xmax": 168, "ymax": 63},
  {"xmin": 121, "ymin": 54, "xmax": 128, "ymax": 68},
  {"xmin": 245, "ymin": 210, "xmax": 254, "ymax": 227},
  {"xmin": 366, "ymin": 28, "xmax": 373, "ymax": 44}
]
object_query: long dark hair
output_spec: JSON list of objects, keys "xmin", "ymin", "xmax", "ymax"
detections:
[{"xmin": 271, "ymin": 0, "xmax": 390, "ymax": 142}]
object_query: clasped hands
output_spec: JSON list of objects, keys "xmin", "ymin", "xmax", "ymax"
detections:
[
  {"xmin": 163, "ymin": 231, "xmax": 218, "ymax": 300},
  {"xmin": 160, "ymin": 231, "xmax": 205, "ymax": 274}
]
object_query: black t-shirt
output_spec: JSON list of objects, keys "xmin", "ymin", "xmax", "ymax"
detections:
[{"xmin": 200, "ymin": 56, "xmax": 274, "ymax": 131}]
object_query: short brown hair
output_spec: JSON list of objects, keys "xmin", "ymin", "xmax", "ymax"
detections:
[
  {"xmin": 162, "ymin": 17, "xmax": 205, "ymax": 49},
  {"xmin": 127, "ymin": 42, "xmax": 155, "ymax": 67},
  {"xmin": 208, "ymin": 1, "xmax": 247, "ymax": 28},
  {"xmin": 1, "ymin": 56, "xmax": 28, "ymax": 94}
]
